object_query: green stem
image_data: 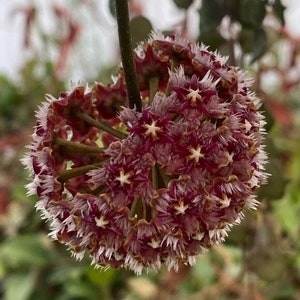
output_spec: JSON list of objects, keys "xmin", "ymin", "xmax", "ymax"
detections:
[
  {"xmin": 149, "ymin": 77, "xmax": 159, "ymax": 103},
  {"xmin": 152, "ymin": 165, "xmax": 158, "ymax": 190},
  {"xmin": 156, "ymin": 165, "xmax": 170, "ymax": 188},
  {"xmin": 58, "ymin": 162, "xmax": 102, "ymax": 182},
  {"xmin": 54, "ymin": 136, "xmax": 104, "ymax": 153},
  {"xmin": 115, "ymin": 0, "xmax": 142, "ymax": 112},
  {"xmin": 90, "ymin": 185, "xmax": 106, "ymax": 195},
  {"xmin": 130, "ymin": 197, "xmax": 144, "ymax": 220},
  {"xmin": 227, "ymin": 38, "xmax": 237, "ymax": 66},
  {"xmin": 75, "ymin": 111, "xmax": 126, "ymax": 139}
]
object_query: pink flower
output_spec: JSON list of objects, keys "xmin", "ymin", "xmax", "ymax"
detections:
[{"xmin": 22, "ymin": 32, "xmax": 268, "ymax": 274}]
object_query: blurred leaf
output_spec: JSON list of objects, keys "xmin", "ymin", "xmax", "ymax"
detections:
[
  {"xmin": 0, "ymin": 75, "xmax": 22, "ymax": 111},
  {"xmin": 247, "ymin": 213, "xmax": 287, "ymax": 281},
  {"xmin": 249, "ymin": 247, "xmax": 287, "ymax": 281},
  {"xmin": 273, "ymin": 0, "xmax": 285, "ymax": 25},
  {"xmin": 197, "ymin": 2, "xmax": 228, "ymax": 52},
  {"xmin": 198, "ymin": 28, "xmax": 225, "ymax": 51},
  {"xmin": 238, "ymin": 0, "xmax": 266, "ymax": 28},
  {"xmin": 0, "ymin": 234, "xmax": 55, "ymax": 268},
  {"xmin": 129, "ymin": 16, "xmax": 152, "ymax": 47},
  {"xmin": 0, "ymin": 75, "xmax": 23, "ymax": 134},
  {"xmin": 239, "ymin": 28, "xmax": 268, "ymax": 63},
  {"xmin": 274, "ymin": 194, "xmax": 299, "ymax": 238},
  {"xmin": 86, "ymin": 267, "xmax": 116, "ymax": 289},
  {"xmin": 257, "ymin": 136, "xmax": 288, "ymax": 201},
  {"xmin": 238, "ymin": 29, "xmax": 255, "ymax": 54},
  {"xmin": 4, "ymin": 271, "xmax": 37, "ymax": 300},
  {"xmin": 288, "ymin": 183, "xmax": 300, "ymax": 204},
  {"xmin": 269, "ymin": 286, "xmax": 297, "ymax": 300},
  {"xmin": 48, "ymin": 265, "xmax": 103, "ymax": 300},
  {"xmin": 250, "ymin": 28, "xmax": 268, "ymax": 63},
  {"xmin": 262, "ymin": 104, "xmax": 275, "ymax": 132},
  {"xmin": 192, "ymin": 256, "xmax": 216, "ymax": 287},
  {"xmin": 285, "ymin": 142, "xmax": 300, "ymax": 180},
  {"xmin": 226, "ymin": 210, "xmax": 256, "ymax": 245},
  {"xmin": 199, "ymin": 0, "xmax": 269, "ymax": 59},
  {"xmin": 63, "ymin": 281, "xmax": 100, "ymax": 300},
  {"xmin": 173, "ymin": 0, "xmax": 193, "ymax": 9},
  {"xmin": 48, "ymin": 265, "xmax": 86, "ymax": 285},
  {"xmin": 109, "ymin": 0, "xmax": 116, "ymax": 18},
  {"xmin": 200, "ymin": 0, "xmax": 267, "ymax": 31},
  {"xmin": 199, "ymin": 0, "xmax": 226, "ymax": 32},
  {"xmin": 86, "ymin": 268, "xmax": 127, "ymax": 299}
]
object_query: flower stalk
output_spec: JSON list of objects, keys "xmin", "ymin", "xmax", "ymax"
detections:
[
  {"xmin": 75, "ymin": 110, "xmax": 126, "ymax": 139},
  {"xmin": 58, "ymin": 163, "xmax": 102, "ymax": 182},
  {"xmin": 149, "ymin": 77, "xmax": 159, "ymax": 103},
  {"xmin": 54, "ymin": 135, "xmax": 104, "ymax": 153},
  {"xmin": 115, "ymin": 0, "xmax": 142, "ymax": 111}
]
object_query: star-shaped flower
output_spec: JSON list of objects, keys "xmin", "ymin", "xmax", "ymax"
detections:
[
  {"xmin": 219, "ymin": 194, "xmax": 231, "ymax": 208},
  {"xmin": 174, "ymin": 199, "xmax": 188, "ymax": 214},
  {"xmin": 95, "ymin": 215, "xmax": 109, "ymax": 228},
  {"xmin": 186, "ymin": 88, "xmax": 202, "ymax": 104},
  {"xmin": 116, "ymin": 169, "xmax": 132, "ymax": 186},
  {"xmin": 219, "ymin": 151, "xmax": 234, "ymax": 167},
  {"xmin": 143, "ymin": 120, "xmax": 161, "ymax": 139},
  {"xmin": 187, "ymin": 145, "xmax": 204, "ymax": 163},
  {"xmin": 148, "ymin": 238, "xmax": 160, "ymax": 249},
  {"xmin": 244, "ymin": 119, "xmax": 252, "ymax": 133}
]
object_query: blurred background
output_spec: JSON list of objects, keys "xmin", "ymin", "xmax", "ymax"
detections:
[{"xmin": 0, "ymin": 0, "xmax": 300, "ymax": 299}]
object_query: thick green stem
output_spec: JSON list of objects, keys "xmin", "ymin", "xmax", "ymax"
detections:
[
  {"xmin": 115, "ymin": 0, "xmax": 142, "ymax": 112},
  {"xmin": 149, "ymin": 77, "xmax": 159, "ymax": 103},
  {"xmin": 54, "ymin": 136, "xmax": 104, "ymax": 153},
  {"xmin": 75, "ymin": 111, "xmax": 126, "ymax": 139},
  {"xmin": 58, "ymin": 163, "xmax": 102, "ymax": 182},
  {"xmin": 156, "ymin": 165, "xmax": 170, "ymax": 188},
  {"xmin": 130, "ymin": 197, "xmax": 144, "ymax": 220},
  {"xmin": 151, "ymin": 165, "xmax": 158, "ymax": 190}
]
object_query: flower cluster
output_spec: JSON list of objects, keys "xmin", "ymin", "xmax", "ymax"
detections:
[{"xmin": 22, "ymin": 32, "xmax": 268, "ymax": 274}]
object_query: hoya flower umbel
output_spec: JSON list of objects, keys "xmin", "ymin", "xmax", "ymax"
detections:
[{"xmin": 22, "ymin": 32, "xmax": 268, "ymax": 274}]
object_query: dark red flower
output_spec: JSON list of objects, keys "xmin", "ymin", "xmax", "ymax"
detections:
[{"xmin": 22, "ymin": 32, "xmax": 268, "ymax": 274}]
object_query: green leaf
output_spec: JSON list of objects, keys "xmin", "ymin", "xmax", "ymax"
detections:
[
  {"xmin": 273, "ymin": 0, "xmax": 285, "ymax": 25},
  {"xmin": 239, "ymin": 28, "xmax": 268, "ymax": 62},
  {"xmin": 274, "ymin": 194, "xmax": 299, "ymax": 238},
  {"xmin": 4, "ymin": 271, "xmax": 37, "ymax": 300},
  {"xmin": 198, "ymin": 29, "xmax": 225, "ymax": 51},
  {"xmin": 0, "ymin": 234, "xmax": 55, "ymax": 268},
  {"xmin": 250, "ymin": 28, "xmax": 268, "ymax": 63},
  {"xmin": 257, "ymin": 159, "xmax": 288, "ymax": 201},
  {"xmin": 0, "ymin": 75, "xmax": 22, "ymax": 113},
  {"xmin": 109, "ymin": 0, "xmax": 116, "ymax": 18},
  {"xmin": 63, "ymin": 281, "xmax": 100, "ymax": 300},
  {"xmin": 173, "ymin": 0, "xmax": 193, "ymax": 9},
  {"xmin": 86, "ymin": 267, "xmax": 116, "ymax": 289},
  {"xmin": 261, "ymin": 104, "xmax": 274, "ymax": 132},
  {"xmin": 48, "ymin": 265, "xmax": 86, "ymax": 285},
  {"xmin": 238, "ymin": 0, "xmax": 266, "ymax": 28},
  {"xmin": 48, "ymin": 265, "xmax": 103, "ymax": 300},
  {"xmin": 198, "ymin": 0, "xmax": 229, "ymax": 50},
  {"xmin": 199, "ymin": 0, "xmax": 226, "ymax": 32},
  {"xmin": 129, "ymin": 16, "xmax": 152, "ymax": 47},
  {"xmin": 192, "ymin": 255, "xmax": 216, "ymax": 287}
]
